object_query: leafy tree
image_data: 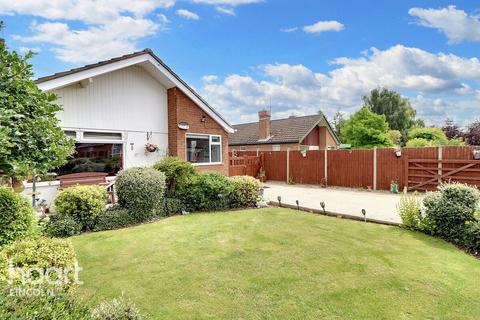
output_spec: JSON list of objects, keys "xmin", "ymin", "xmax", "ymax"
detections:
[
  {"xmin": 362, "ymin": 88, "xmax": 422, "ymax": 142},
  {"xmin": 388, "ymin": 130, "xmax": 402, "ymax": 146},
  {"xmin": 406, "ymin": 127, "xmax": 464, "ymax": 147},
  {"xmin": 442, "ymin": 119, "xmax": 463, "ymax": 140},
  {"xmin": 341, "ymin": 107, "xmax": 394, "ymax": 148},
  {"xmin": 331, "ymin": 111, "xmax": 346, "ymax": 142},
  {"xmin": 0, "ymin": 24, "xmax": 75, "ymax": 177},
  {"xmin": 465, "ymin": 120, "xmax": 480, "ymax": 146}
]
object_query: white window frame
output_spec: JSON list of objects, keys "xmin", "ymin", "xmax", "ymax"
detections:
[
  {"xmin": 239, "ymin": 146, "xmax": 247, "ymax": 151},
  {"xmin": 185, "ymin": 133, "xmax": 223, "ymax": 166}
]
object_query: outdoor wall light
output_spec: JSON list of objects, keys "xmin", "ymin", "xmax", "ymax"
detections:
[
  {"xmin": 473, "ymin": 149, "xmax": 480, "ymax": 160},
  {"xmin": 394, "ymin": 149, "xmax": 402, "ymax": 158},
  {"xmin": 130, "ymin": 143, "xmax": 134, "ymax": 151},
  {"xmin": 200, "ymin": 115, "xmax": 207, "ymax": 123}
]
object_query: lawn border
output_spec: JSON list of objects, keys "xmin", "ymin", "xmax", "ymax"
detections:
[{"xmin": 267, "ymin": 201, "xmax": 401, "ymax": 226}]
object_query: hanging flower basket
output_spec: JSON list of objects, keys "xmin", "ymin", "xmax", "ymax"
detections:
[{"xmin": 145, "ymin": 143, "xmax": 158, "ymax": 153}]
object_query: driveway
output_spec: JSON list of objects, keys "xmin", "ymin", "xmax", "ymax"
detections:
[{"xmin": 263, "ymin": 181, "xmax": 405, "ymax": 224}]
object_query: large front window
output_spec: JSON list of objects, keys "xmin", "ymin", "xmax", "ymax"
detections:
[{"xmin": 186, "ymin": 134, "xmax": 222, "ymax": 164}]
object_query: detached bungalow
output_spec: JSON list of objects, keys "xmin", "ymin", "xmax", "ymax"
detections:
[
  {"xmin": 36, "ymin": 49, "xmax": 234, "ymax": 175},
  {"xmin": 229, "ymin": 110, "xmax": 340, "ymax": 152}
]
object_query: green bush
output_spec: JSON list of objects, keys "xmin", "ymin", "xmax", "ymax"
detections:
[
  {"xmin": 463, "ymin": 222, "xmax": 480, "ymax": 252},
  {"xmin": 44, "ymin": 215, "xmax": 82, "ymax": 238},
  {"xmin": 0, "ymin": 186, "xmax": 36, "ymax": 247},
  {"xmin": 0, "ymin": 288, "xmax": 94, "ymax": 320},
  {"xmin": 116, "ymin": 168, "xmax": 166, "ymax": 222},
  {"xmin": 397, "ymin": 192, "xmax": 435, "ymax": 233},
  {"xmin": 229, "ymin": 176, "xmax": 262, "ymax": 208},
  {"xmin": 94, "ymin": 206, "xmax": 137, "ymax": 231},
  {"xmin": 54, "ymin": 185, "xmax": 108, "ymax": 231},
  {"xmin": 178, "ymin": 173, "xmax": 233, "ymax": 212},
  {"xmin": 162, "ymin": 198, "xmax": 186, "ymax": 216},
  {"xmin": 423, "ymin": 183, "xmax": 480, "ymax": 243},
  {"xmin": 0, "ymin": 237, "xmax": 77, "ymax": 290},
  {"xmin": 153, "ymin": 157, "xmax": 196, "ymax": 197},
  {"xmin": 92, "ymin": 296, "xmax": 144, "ymax": 320}
]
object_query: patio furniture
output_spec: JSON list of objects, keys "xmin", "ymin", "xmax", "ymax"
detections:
[{"xmin": 56, "ymin": 172, "xmax": 116, "ymax": 204}]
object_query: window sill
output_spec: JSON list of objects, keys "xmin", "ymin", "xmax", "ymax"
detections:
[{"xmin": 190, "ymin": 162, "xmax": 223, "ymax": 167}]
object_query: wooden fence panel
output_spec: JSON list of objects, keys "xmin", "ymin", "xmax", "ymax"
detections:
[
  {"xmin": 263, "ymin": 151, "xmax": 287, "ymax": 181},
  {"xmin": 327, "ymin": 149, "xmax": 374, "ymax": 188},
  {"xmin": 288, "ymin": 150, "xmax": 325, "ymax": 184},
  {"xmin": 376, "ymin": 148, "xmax": 406, "ymax": 190}
]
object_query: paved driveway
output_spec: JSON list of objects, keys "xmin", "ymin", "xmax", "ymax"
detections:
[{"xmin": 263, "ymin": 181, "xmax": 405, "ymax": 224}]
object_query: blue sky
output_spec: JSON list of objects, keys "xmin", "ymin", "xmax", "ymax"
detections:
[{"xmin": 1, "ymin": 0, "xmax": 479, "ymax": 125}]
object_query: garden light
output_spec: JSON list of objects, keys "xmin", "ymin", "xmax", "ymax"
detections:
[
  {"xmin": 277, "ymin": 196, "xmax": 282, "ymax": 207},
  {"xmin": 320, "ymin": 201, "xmax": 325, "ymax": 213},
  {"xmin": 362, "ymin": 209, "xmax": 366, "ymax": 222}
]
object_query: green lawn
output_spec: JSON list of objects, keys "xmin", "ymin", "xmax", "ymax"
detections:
[{"xmin": 72, "ymin": 208, "xmax": 480, "ymax": 319}]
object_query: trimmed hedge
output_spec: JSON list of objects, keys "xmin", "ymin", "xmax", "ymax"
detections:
[
  {"xmin": 229, "ymin": 176, "xmax": 262, "ymax": 208},
  {"xmin": 153, "ymin": 157, "xmax": 196, "ymax": 197},
  {"xmin": 0, "ymin": 237, "xmax": 77, "ymax": 290},
  {"xmin": 44, "ymin": 215, "xmax": 82, "ymax": 238},
  {"xmin": 94, "ymin": 206, "xmax": 137, "ymax": 231},
  {"xmin": 162, "ymin": 198, "xmax": 186, "ymax": 216},
  {"xmin": 0, "ymin": 186, "xmax": 36, "ymax": 246},
  {"xmin": 116, "ymin": 168, "xmax": 166, "ymax": 221},
  {"xmin": 54, "ymin": 185, "xmax": 108, "ymax": 231},
  {"xmin": 178, "ymin": 173, "xmax": 234, "ymax": 212}
]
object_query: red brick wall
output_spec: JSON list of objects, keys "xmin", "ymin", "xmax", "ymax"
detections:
[{"xmin": 167, "ymin": 87, "xmax": 229, "ymax": 175}]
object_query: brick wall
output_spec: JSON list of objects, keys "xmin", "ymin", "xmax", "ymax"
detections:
[{"xmin": 167, "ymin": 87, "xmax": 229, "ymax": 175}]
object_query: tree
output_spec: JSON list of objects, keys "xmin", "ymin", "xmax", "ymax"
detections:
[
  {"xmin": 341, "ymin": 107, "xmax": 394, "ymax": 148},
  {"xmin": 442, "ymin": 119, "xmax": 463, "ymax": 140},
  {"xmin": 406, "ymin": 127, "xmax": 464, "ymax": 147},
  {"xmin": 331, "ymin": 111, "xmax": 346, "ymax": 142},
  {"xmin": 464, "ymin": 120, "xmax": 480, "ymax": 146},
  {"xmin": 0, "ymin": 24, "xmax": 75, "ymax": 177},
  {"xmin": 388, "ymin": 130, "xmax": 402, "ymax": 146},
  {"xmin": 362, "ymin": 88, "xmax": 422, "ymax": 142}
]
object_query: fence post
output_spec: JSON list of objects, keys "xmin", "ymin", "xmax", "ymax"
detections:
[
  {"xmin": 373, "ymin": 147, "xmax": 377, "ymax": 191},
  {"xmin": 438, "ymin": 145, "xmax": 443, "ymax": 186},
  {"xmin": 324, "ymin": 148, "xmax": 328, "ymax": 187},
  {"xmin": 286, "ymin": 148, "xmax": 290, "ymax": 183}
]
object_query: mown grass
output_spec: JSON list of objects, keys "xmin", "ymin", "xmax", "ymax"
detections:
[{"xmin": 72, "ymin": 208, "xmax": 480, "ymax": 319}]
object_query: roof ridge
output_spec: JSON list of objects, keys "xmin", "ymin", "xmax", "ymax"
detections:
[{"xmin": 232, "ymin": 113, "xmax": 322, "ymax": 126}]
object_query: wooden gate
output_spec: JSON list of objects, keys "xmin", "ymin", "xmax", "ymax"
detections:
[
  {"xmin": 407, "ymin": 158, "xmax": 480, "ymax": 191},
  {"xmin": 228, "ymin": 155, "xmax": 263, "ymax": 177}
]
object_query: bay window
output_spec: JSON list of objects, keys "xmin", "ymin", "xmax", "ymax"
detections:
[{"xmin": 186, "ymin": 134, "xmax": 222, "ymax": 164}]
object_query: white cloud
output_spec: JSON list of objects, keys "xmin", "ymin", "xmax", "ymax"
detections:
[
  {"xmin": 18, "ymin": 46, "xmax": 41, "ymax": 54},
  {"xmin": 202, "ymin": 45, "xmax": 480, "ymax": 124},
  {"xmin": 202, "ymin": 74, "xmax": 219, "ymax": 82},
  {"xmin": 4, "ymin": 0, "xmax": 260, "ymax": 64},
  {"xmin": 281, "ymin": 27, "xmax": 298, "ymax": 33},
  {"xmin": 303, "ymin": 20, "xmax": 344, "ymax": 34},
  {"xmin": 176, "ymin": 9, "xmax": 200, "ymax": 20},
  {"xmin": 409, "ymin": 5, "xmax": 480, "ymax": 43},
  {"xmin": 193, "ymin": 0, "xmax": 263, "ymax": 5},
  {"xmin": 216, "ymin": 7, "xmax": 236, "ymax": 16}
]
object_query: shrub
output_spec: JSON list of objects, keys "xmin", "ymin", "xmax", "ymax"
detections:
[
  {"xmin": 0, "ymin": 237, "xmax": 77, "ymax": 290},
  {"xmin": 115, "ymin": 168, "xmax": 166, "ymax": 222},
  {"xmin": 423, "ymin": 183, "xmax": 480, "ymax": 243},
  {"xmin": 0, "ymin": 289, "xmax": 94, "ymax": 320},
  {"xmin": 44, "ymin": 214, "xmax": 82, "ymax": 238},
  {"xmin": 178, "ymin": 173, "xmax": 233, "ymax": 212},
  {"xmin": 397, "ymin": 192, "xmax": 434, "ymax": 233},
  {"xmin": 162, "ymin": 198, "xmax": 186, "ymax": 216},
  {"xmin": 229, "ymin": 176, "xmax": 262, "ymax": 208},
  {"xmin": 0, "ymin": 186, "xmax": 36, "ymax": 247},
  {"xmin": 94, "ymin": 206, "xmax": 137, "ymax": 231},
  {"xmin": 54, "ymin": 185, "xmax": 108, "ymax": 231},
  {"xmin": 463, "ymin": 222, "xmax": 480, "ymax": 251},
  {"xmin": 153, "ymin": 157, "xmax": 196, "ymax": 197},
  {"xmin": 92, "ymin": 296, "xmax": 144, "ymax": 320}
]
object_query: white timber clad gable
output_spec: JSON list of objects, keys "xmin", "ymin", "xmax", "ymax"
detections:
[{"xmin": 53, "ymin": 66, "xmax": 169, "ymax": 168}]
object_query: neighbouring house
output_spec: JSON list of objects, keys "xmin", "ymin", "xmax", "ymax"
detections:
[
  {"xmin": 229, "ymin": 110, "xmax": 340, "ymax": 152},
  {"xmin": 24, "ymin": 49, "xmax": 233, "ymax": 207}
]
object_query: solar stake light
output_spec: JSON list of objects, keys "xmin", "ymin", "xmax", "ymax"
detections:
[
  {"xmin": 277, "ymin": 196, "xmax": 282, "ymax": 207},
  {"xmin": 295, "ymin": 200, "xmax": 300, "ymax": 210},
  {"xmin": 320, "ymin": 202, "xmax": 326, "ymax": 214},
  {"xmin": 362, "ymin": 209, "xmax": 367, "ymax": 222}
]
